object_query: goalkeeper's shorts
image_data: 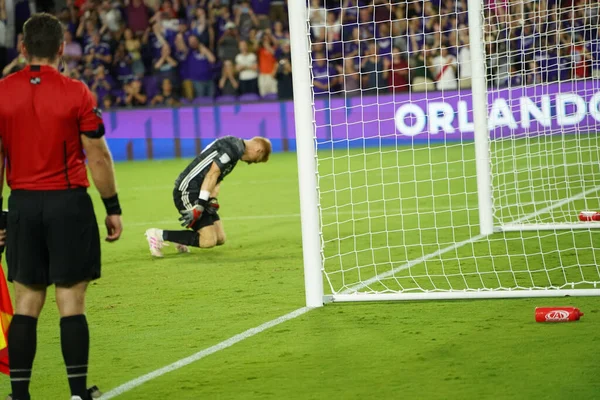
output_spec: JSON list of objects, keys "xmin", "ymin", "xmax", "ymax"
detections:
[{"xmin": 173, "ymin": 189, "xmax": 220, "ymax": 231}]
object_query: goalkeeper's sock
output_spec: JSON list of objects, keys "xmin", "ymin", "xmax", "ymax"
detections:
[{"xmin": 163, "ymin": 230, "xmax": 200, "ymax": 247}]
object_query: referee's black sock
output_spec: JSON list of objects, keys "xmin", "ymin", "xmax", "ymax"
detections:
[
  {"xmin": 60, "ymin": 315, "xmax": 90, "ymax": 399},
  {"xmin": 8, "ymin": 314, "xmax": 38, "ymax": 400},
  {"xmin": 163, "ymin": 230, "xmax": 200, "ymax": 247}
]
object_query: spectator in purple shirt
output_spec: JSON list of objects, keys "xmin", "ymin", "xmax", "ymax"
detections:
[
  {"xmin": 58, "ymin": 6, "xmax": 77, "ymax": 36},
  {"xmin": 358, "ymin": 6, "xmax": 375, "ymax": 40},
  {"xmin": 557, "ymin": 47, "xmax": 573, "ymax": 81},
  {"xmin": 361, "ymin": 41, "xmax": 390, "ymax": 96},
  {"xmin": 375, "ymin": 21, "xmax": 392, "ymax": 58},
  {"xmin": 81, "ymin": 64, "xmax": 95, "ymax": 87},
  {"xmin": 343, "ymin": 27, "xmax": 360, "ymax": 59},
  {"xmin": 537, "ymin": 49, "xmax": 561, "ymax": 83},
  {"xmin": 154, "ymin": 43, "xmax": 179, "ymax": 86},
  {"xmin": 340, "ymin": 0, "xmax": 361, "ymax": 25},
  {"xmin": 214, "ymin": 6, "xmax": 235, "ymax": 39},
  {"xmin": 76, "ymin": 17, "xmax": 99, "ymax": 48},
  {"xmin": 250, "ymin": 0, "xmax": 271, "ymax": 29},
  {"xmin": 184, "ymin": 0, "xmax": 200, "ymax": 22},
  {"xmin": 90, "ymin": 65, "xmax": 115, "ymax": 103},
  {"xmin": 312, "ymin": 52, "xmax": 338, "ymax": 95},
  {"xmin": 84, "ymin": 33, "xmax": 112, "ymax": 68},
  {"xmin": 407, "ymin": 17, "xmax": 425, "ymax": 55},
  {"xmin": 112, "ymin": 42, "xmax": 134, "ymax": 84},
  {"xmin": 179, "ymin": 35, "xmax": 217, "ymax": 99}
]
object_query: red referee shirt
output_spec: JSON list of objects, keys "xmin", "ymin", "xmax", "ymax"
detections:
[{"xmin": 0, "ymin": 65, "xmax": 104, "ymax": 191}]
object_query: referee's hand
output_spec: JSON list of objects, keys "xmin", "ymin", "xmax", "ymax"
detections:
[{"xmin": 105, "ymin": 215, "xmax": 123, "ymax": 242}]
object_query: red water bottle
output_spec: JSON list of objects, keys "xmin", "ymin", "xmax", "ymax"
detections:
[
  {"xmin": 535, "ymin": 307, "xmax": 584, "ymax": 322},
  {"xmin": 578, "ymin": 211, "xmax": 600, "ymax": 221}
]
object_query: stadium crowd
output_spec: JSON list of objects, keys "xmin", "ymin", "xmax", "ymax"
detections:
[{"xmin": 0, "ymin": 0, "xmax": 598, "ymax": 108}]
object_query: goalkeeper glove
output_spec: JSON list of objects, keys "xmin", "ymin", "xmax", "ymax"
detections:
[
  {"xmin": 206, "ymin": 197, "xmax": 220, "ymax": 215},
  {"xmin": 178, "ymin": 198, "xmax": 208, "ymax": 228}
]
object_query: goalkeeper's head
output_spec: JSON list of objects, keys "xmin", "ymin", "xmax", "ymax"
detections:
[{"xmin": 242, "ymin": 137, "xmax": 272, "ymax": 164}]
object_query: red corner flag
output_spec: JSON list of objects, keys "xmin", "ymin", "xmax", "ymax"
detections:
[{"xmin": 0, "ymin": 264, "xmax": 12, "ymax": 375}]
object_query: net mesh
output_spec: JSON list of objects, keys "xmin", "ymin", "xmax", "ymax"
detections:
[{"xmin": 306, "ymin": 0, "xmax": 600, "ymax": 296}]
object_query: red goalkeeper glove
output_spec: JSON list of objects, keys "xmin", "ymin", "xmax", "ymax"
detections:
[{"xmin": 178, "ymin": 199, "xmax": 208, "ymax": 228}]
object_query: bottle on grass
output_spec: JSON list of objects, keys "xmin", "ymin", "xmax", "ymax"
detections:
[{"xmin": 535, "ymin": 307, "xmax": 584, "ymax": 322}]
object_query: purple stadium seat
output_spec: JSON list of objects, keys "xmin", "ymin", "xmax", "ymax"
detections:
[
  {"xmin": 239, "ymin": 93, "xmax": 260, "ymax": 102},
  {"xmin": 180, "ymin": 98, "xmax": 192, "ymax": 105},
  {"xmin": 262, "ymin": 93, "xmax": 278, "ymax": 102},
  {"xmin": 193, "ymin": 96, "xmax": 214, "ymax": 105},
  {"xmin": 215, "ymin": 95, "xmax": 237, "ymax": 104}
]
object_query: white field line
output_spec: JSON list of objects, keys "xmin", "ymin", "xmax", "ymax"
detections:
[
  {"xmin": 130, "ymin": 189, "xmax": 593, "ymax": 227},
  {"xmin": 340, "ymin": 234, "xmax": 488, "ymax": 295},
  {"xmin": 128, "ymin": 206, "xmax": 462, "ymax": 227},
  {"xmin": 100, "ymin": 186, "xmax": 597, "ymax": 398},
  {"xmin": 100, "ymin": 307, "xmax": 311, "ymax": 399},
  {"xmin": 510, "ymin": 185, "xmax": 600, "ymax": 224}
]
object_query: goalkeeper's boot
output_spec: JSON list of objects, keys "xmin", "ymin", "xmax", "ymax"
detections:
[
  {"xmin": 145, "ymin": 228, "xmax": 167, "ymax": 257},
  {"xmin": 175, "ymin": 243, "xmax": 191, "ymax": 253}
]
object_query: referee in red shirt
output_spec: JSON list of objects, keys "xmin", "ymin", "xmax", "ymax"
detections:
[{"xmin": 0, "ymin": 14, "xmax": 123, "ymax": 400}]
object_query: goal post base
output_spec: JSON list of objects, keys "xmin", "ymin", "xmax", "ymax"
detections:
[
  {"xmin": 497, "ymin": 223, "xmax": 600, "ymax": 232},
  {"xmin": 326, "ymin": 289, "xmax": 600, "ymax": 303}
]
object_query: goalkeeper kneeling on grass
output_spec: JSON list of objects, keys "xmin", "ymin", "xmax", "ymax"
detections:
[{"xmin": 145, "ymin": 135, "xmax": 271, "ymax": 257}]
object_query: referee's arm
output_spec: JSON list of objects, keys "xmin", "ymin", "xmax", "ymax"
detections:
[
  {"xmin": 82, "ymin": 135, "xmax": 122, "ymax": 242},
  {"xmin": 82, "ymin": 136, "xmax": 117, "ymax": 198},
  {"xmin": 79, "ymin": 86, "xmax": 123, "ymax": 242}
]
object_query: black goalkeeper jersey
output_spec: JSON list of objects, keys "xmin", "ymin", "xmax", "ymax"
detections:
[{"xmin": 174, "ymin": 136, "xmax": 245, "ymax": 206}]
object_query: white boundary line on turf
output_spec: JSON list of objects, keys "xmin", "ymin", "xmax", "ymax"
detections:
[
  {"xmin": 510, "ymin": 185, "xmax": 600, "ymax": 224},
  {"xmin": 99, "ymin": 307, "xmax": 311, "ymax": 399},
  {"xmin": 341, "ymin": 234, "xmax": 487, "ymax": 294}
]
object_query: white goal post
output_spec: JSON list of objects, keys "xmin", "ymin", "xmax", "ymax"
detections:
[{"xmin": 289, "ymin": 0, "xmax": 600, "ymax": 306}]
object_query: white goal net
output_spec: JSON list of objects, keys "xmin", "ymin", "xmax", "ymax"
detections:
[{"xmin": 293, "ymin": 0, "xmax": 600, "ymax": 301}]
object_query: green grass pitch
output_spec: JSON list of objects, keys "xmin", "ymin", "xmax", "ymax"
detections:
[{"xmin": 1, "ymin": 148, "xmax": 600, "ymax": 399}]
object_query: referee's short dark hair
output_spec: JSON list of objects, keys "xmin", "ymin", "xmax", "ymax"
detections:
[{"xmin": 23, "ymin": 13, "xmax": 64, "ymax": 62}]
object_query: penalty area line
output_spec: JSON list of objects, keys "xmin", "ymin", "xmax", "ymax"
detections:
[{"xmin": 100, "ymin": 307, "xmax": 311, "ymax": 399}]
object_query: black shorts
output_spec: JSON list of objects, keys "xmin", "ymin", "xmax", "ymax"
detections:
[
  {"xmin": 173, "ymin": 189, "xmax": 220, "ymax": 232},
  {"xmin": 7, "ymin": 189, "xmax": 101, "ymax": 286}
]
